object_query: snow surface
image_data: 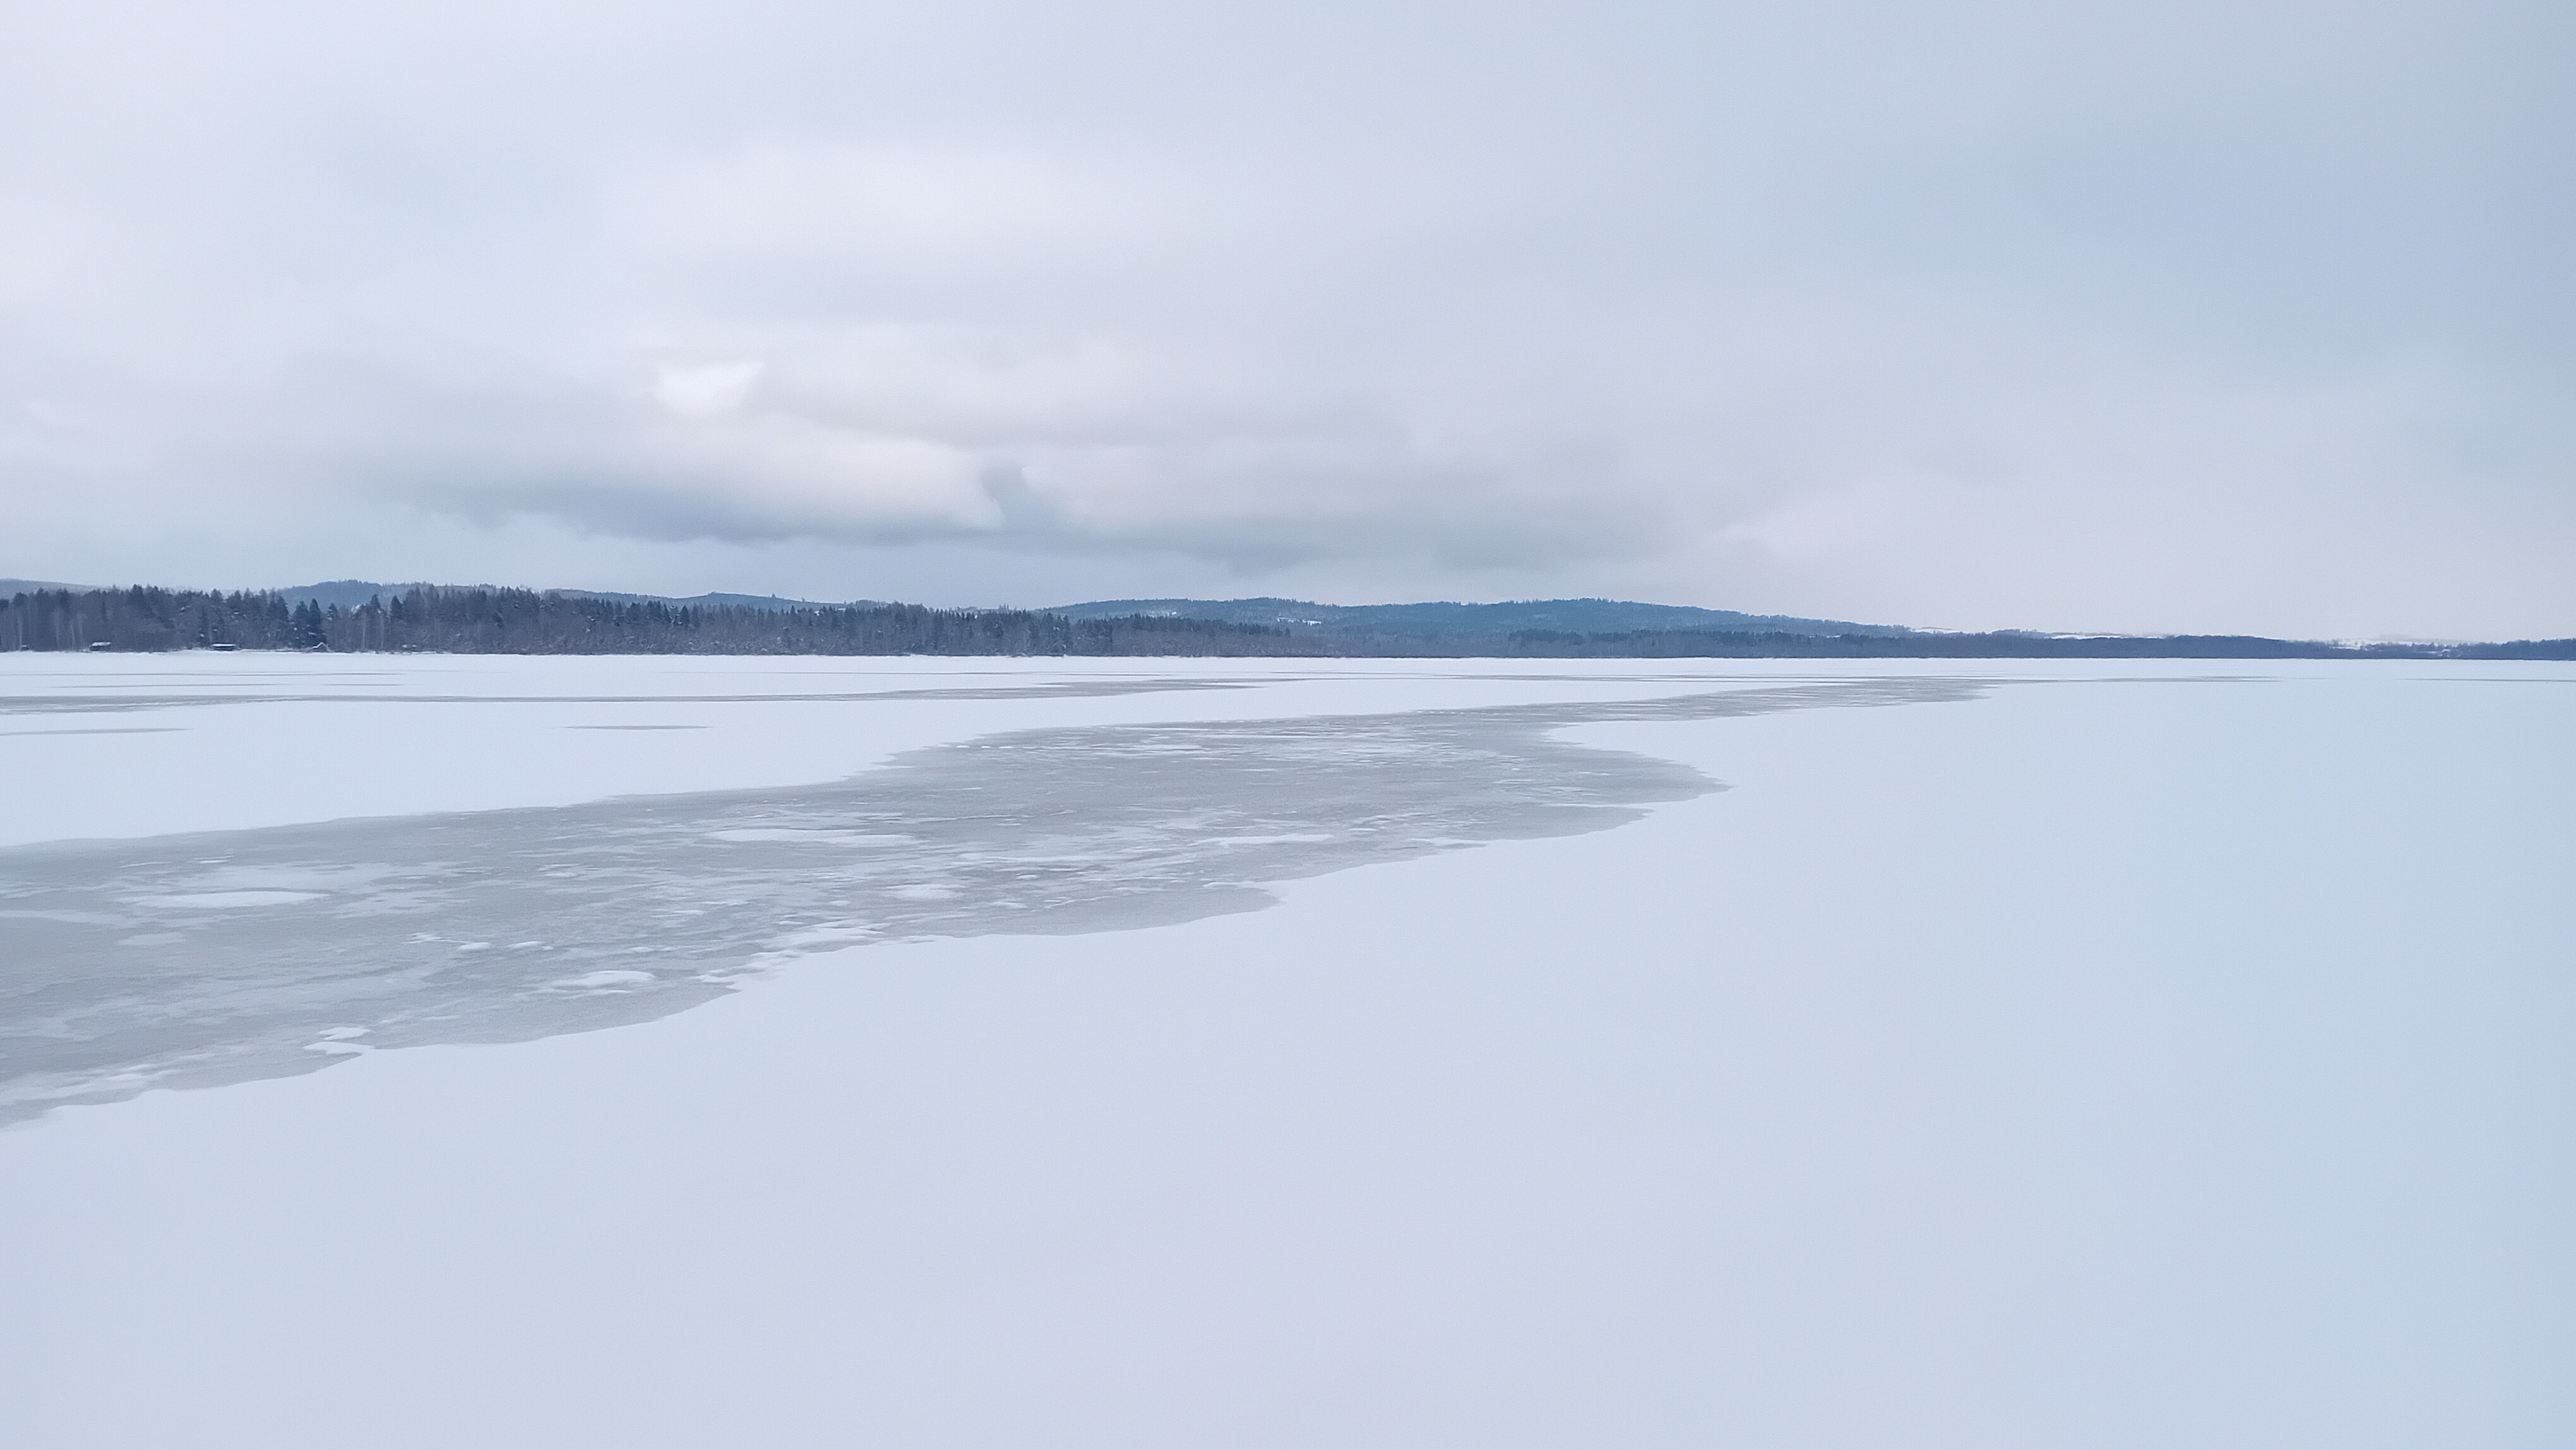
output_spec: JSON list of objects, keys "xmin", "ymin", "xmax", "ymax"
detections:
[
  {"xmin": 2, "ymin": 657, "xmax": 2570, "ymax": 1447},
  {"xmin": 0, "ymin": 653, "xmax": 1814, "ymax": 845}
]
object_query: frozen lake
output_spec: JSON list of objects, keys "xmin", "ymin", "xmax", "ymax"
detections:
[{"xmin": 3, "ymin": 654, "xmax": 2570, "ymax": 1447}]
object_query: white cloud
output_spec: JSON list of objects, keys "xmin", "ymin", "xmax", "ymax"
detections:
[{"xmin": 652, "ymin": 361, "xmax": 764, "ymax": 420}]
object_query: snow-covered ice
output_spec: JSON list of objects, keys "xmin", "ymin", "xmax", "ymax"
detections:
[
  {"xmin": 1, "ymin": 654, "xmax": 2569, "ymax": 1447},
  {"xmin": 2, "ymin": 663, "xmax": 1972, "ymax": 1120}
]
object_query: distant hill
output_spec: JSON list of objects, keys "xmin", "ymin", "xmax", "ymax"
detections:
[
  {"xmin": 275, "ymin": 580, "xmax": 420, "ymax": 609},
  {"xmin": 555, "ymin": 588, "xmax": 869, "ymax": 613},
  {"xmin": 263, "ymin": 586, "xmax": 1894, "ymax": 635},
  {"xmin": 274, "ymin": 581, "xmax": 847, "ymax": 613},
  {"xmin": 1047, "ymin": 597, "xmax": 1912, "ymax": 638},
  {"xmin": 0, "ymin": 578, "xmax": 100, "ymax": 596},
  {"xmin": 7, "ymin": 580, "xmax": 2568, "ymax": 658}
]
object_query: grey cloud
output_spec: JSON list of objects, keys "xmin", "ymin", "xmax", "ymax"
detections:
[{"xmin": 0, "ymin": 0, "xmax": 2567, "ymax": 634}]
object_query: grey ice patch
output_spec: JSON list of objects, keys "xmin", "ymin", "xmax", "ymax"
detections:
[
  {"xmin": 0, "ymin": 677, "xmax": 1984, "ymax": 1123},
  {"xmin": 0, "ymin": 727, "xmax": 191, "ymax": 736},
  {"xmin": 136, "ymin": 890, "xmax": 325, "ymax": 909},
  {"xmin": 0, "ymin": 676, "xmax": 1263, "ymax": 718}
]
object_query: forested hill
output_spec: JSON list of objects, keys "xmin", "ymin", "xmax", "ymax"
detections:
[
  {"xmin": 273, "ymin": 580, "xmax": 842, "ymax": 613},
  {"xmin": 1046, "ymin": 597, "xmax": 1908, "ymax": 637},
  {"xmin": 3, "ymin": 583, "xmax": 2570, "ymax": 659},
  {"xmin": 0, "ymin": 585, "xmax": 1288, "ymax": 656}
]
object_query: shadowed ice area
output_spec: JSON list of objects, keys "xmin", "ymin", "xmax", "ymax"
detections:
[{"xmin": 1, "ymin": 678, "xmax": 1981, "ymax": 1121}]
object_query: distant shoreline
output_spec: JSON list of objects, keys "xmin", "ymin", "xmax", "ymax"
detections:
[{"xmin": 5, "ymin": 584, "xmax": 2569, "ymax": 660}]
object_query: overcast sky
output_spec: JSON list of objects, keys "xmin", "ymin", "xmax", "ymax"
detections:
[{"xmin": 2, "ymin": 0, "xmax": 2568, "ymax": 635}]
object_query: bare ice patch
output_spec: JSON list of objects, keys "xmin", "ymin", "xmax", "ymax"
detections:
[
  {"xmin": 138, "ymin": 890, "xmax": 325, "ymax": 909},
  {"xmin": 0, "ymin": 678, "xmax": 1981, "ymax": 1122},
  {"xmin": 707, "ymin": 829, "xmax": 913, "ymax": 845}
]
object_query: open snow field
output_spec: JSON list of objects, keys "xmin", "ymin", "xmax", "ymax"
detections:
[{"xmin": 3, "ymin": 655, "xmax": 2570, "ymax": 1447}]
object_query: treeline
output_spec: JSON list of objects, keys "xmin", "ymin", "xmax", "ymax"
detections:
[
  {"xmin": 1491, "ymin": 628, "xmax": 2576, "ymax": 660},
  {"xmin": 0, "ymin": 586, "xmax": 1303, "ymax": 656},
  {"xmin": 5, "ymin": 585, "xmax": 2570, "ymax": 659}
]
